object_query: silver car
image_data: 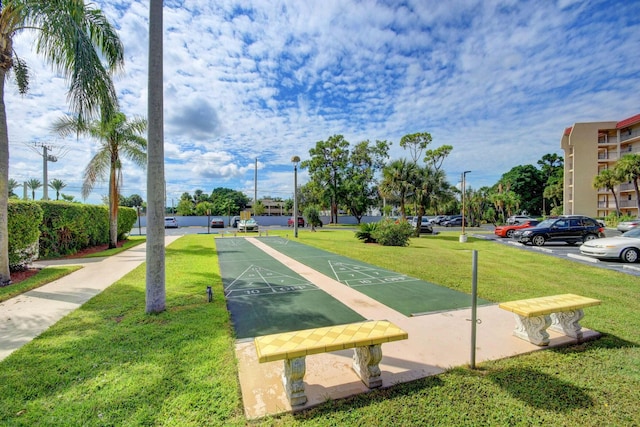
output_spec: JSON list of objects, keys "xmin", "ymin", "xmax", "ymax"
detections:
[
  {"xmin": 580, "ymin": 227, "xmax": 640, "ymax": 263},
  {"xmin": 617, "ymin": 218, "xmax": 640, "ymax": 232}
]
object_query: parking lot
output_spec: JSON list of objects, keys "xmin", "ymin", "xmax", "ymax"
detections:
[{"xmin": 467, "ymin": 225, "xmax": 640, "ymax": 277}]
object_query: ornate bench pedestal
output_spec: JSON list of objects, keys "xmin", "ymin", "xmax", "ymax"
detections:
[
  {"xmin": 550, "ymin": 310, "xmax": 585, "ymax": 339},
  {"xmin": 512, "ymin": 314, "xmax": 552, "ymax": 346},
  {"xmin": 282, "ymin": 357, "xmax": 307, "ymax": 406},
  {"xmin": 352, "ymin": 344, "xmax": 383, "ymax": 388}
]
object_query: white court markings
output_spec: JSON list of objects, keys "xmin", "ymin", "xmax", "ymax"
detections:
[
  {"xmin": 224, "ymin": 265, "xmax": 318, "ymax": 298},
  {"xmin": 328, "ymin": 260, "xmax": 413, "ymax": 287}
]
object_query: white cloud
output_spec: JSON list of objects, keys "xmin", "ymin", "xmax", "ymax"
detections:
[{"xmin": 6, "ymin": 0, "xmax": 640, "ymax": 204}]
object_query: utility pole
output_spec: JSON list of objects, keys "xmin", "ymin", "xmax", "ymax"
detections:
[{"xmin": 27, "ymin": 142, "xmax": 65, "ymax": 200}]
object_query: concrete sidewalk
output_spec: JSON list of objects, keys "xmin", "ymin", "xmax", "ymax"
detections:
[{"xmin": 0, "ymin": 236, "xmax": 180, "ymax": 362}]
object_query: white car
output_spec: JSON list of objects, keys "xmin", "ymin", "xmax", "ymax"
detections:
[
  {"xmin": 164, "ymin": 217, "xmax": 178, "ymax": 228},
  {"xmin": 237, "ymin": 218, "xmax": 259, "ymax": 232},
  {"xmin": 580, "ymin": 227, "xmax": 640, "ymax": 263},
  {"xmin": 617, "ymin": 218, "xmax": 640, "ymax": 232}
]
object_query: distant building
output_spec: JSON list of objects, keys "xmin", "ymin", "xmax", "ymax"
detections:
[
  {"xmin": 246, "ymin": 199, "xmax": 286, "ymax": 216},
  {"xmin": 560, "ymin": 113, "xmax": 640, "ymax": 218}
]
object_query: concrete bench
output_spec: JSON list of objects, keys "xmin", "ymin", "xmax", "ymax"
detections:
[
  {"xmin": 499, "ymin": 293, "xmax": 601, "ymax": 346},
  {"xmin": 254, "ymin": 320, "xmax": 408, "ymax": 406}
]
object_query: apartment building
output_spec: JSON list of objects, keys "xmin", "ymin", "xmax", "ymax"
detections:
[{"xmin": 560, "ymin": 113, "xmax": 640, "ymax": 218}]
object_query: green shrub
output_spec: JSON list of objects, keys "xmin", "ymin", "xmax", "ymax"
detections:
[
  {"xmin": 371, "ymin": 218, "xmax": 414, "ymax": 246},
  {"xmin": 8, "ymin": 201, "xmax": 43, "ymax": 270},
  {"xmin": 39, "ymin": 202, "xmax": 136, "ymax": 258},
  {"xmin": 303, "ymin": 205, "xmax": 323, "ymax": 229},
  {"xmin": 355, "ymin": 222, "xmax": 378, "ymax": 243}
]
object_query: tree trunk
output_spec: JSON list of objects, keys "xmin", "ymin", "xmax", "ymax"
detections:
[
  {"xmin": 0, "ymin": 70, "xmax": 10, "ymax": 284},
  {"xmin": 145, "ymin": 0, "xmax": 166, "ymax": 314},
  {"xmin": 108, "ymin": 155, "xmax": 118, "ymax": 249}
]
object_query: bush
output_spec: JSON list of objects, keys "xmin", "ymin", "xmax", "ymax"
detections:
[
  {"xmin": 8, "ymin": 201, "xmax": 43, "ymax": 271},
  {"xmin": 303, "ymin": 206, "xmax": 323, "ymax": 230},
  {"xmin": 355, "ymin": 222, "xmax": 378, "ymax": 243},
  {"xmin": 371, "ymin": 218, "xmax": 414, "ymax": 246}
]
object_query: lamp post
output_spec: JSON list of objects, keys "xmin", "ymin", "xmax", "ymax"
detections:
[
  {"xmin": 291, "ymin": 156, "xmax": 300, "ymax": 238},
  {"xmin": 460, "ymin": 170, "xmax": 471, "ymax": 243}
]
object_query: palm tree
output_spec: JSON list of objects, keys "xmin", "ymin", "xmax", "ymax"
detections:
[
  {"xmin": 0, "ymin": 0, "xmax": 124, "ymax": 284},
  {"xmin": 593, "ymin": 169, "xmax": 621, "ymax": 216},
  {"xmin": 615, "ymin": 154, "xmax": 640, "ymax": 213},
  {"xmin": 48, "ymin": 178, "xmax": 66, "ymax": 200},
  {"xmin": 7, "ymin": 177, "xmax": 18, "ymax": 197},
  {"xmin": 380, "ymin": 159, "xmax": 417, "ymax": 219},
  {"xmin": 26, "ymin": 178, "xmax": 41, "ymax": 200},
  {"xmin": 54, "ymin": 112, "xmax": 147, "ymax": 249}
]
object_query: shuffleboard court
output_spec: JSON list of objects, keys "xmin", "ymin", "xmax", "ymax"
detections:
[
  {"xmin": 258, "ymin": 236, "xmax": 490, "ymax": 316},
  {"xmin": 216, "ymin": 237, "xmax": 364, "ymax": 339}
]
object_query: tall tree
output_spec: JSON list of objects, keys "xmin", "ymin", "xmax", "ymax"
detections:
[
  {"xmin": 146, "ymin": 0, "xmax": 165, "ymax": 313},
  {"xmin": 48, "ymin": 178, "xmax": 66, "ymax": 200},
  {"xmin": 54, "ymin": 112, "xmax": 147, "ymax": 249},
  {"xmin": 499, "ymin": 164, "xmax": 544, "ymax": 215},
  {"xmin": 301, "ymin": 135, "xmax": 349, "ymax": 224},
  {"xmin": 344, "ymin": 139, "xmax": 390, "ymax": 223},
  {"xmin": 593, "ymin": 169, "xmax": 621, "ymax": 216},
  {"xmin": 0, "ymin": 0, "xmax": 124, "ymax": 284},
  {"xmin": 26, "ymin": 177, "xmax": 41, "ymax": 200},
  {"xmin": 380, "ymin": 159, "xmax": 417, "ymax": 219},
  {"xmin": 615, "ymin": 154, "xmax": 640, "ymax": 212},
  {"xmin": 537, "ymin": 153, "xmax": 564, "ymax": 215},
  {"xmin": 400, "ymin": 132, "xmax": 432, "ymax": 164}
]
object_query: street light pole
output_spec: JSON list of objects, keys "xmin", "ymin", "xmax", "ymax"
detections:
[
  {"xmin": 291, "ymin": 156, "xmax": 300, "ymax": 238},
  {"xmin": 460, "ymin": 170, "xmax": 471, "ymax": 243}
]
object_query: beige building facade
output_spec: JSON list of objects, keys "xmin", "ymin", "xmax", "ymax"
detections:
[{"xmin": 560, "ymin": 113, "xmax": 640, "ymax": 218}]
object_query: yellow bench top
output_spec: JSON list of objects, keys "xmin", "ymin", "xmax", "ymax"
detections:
[
  {"xmin": 499, "ymin": 293, "xmax": 601, "ymax": 317},
  {"xmin": 254, "ymin": 320, "xmax": 408, "ymax": 363}
]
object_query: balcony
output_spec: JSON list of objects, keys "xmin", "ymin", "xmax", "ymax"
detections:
[
  {"xmin": 597, "ymin": 152, "xmax": 618, "ymax": 160},
  {"xmin": 620, "ymin": 182, "xmax": 636, "ymax": 192},
  {"xmin": 620, "ymin": 199, "xmax": 638, "ymax": 208},
  {"xmin": 620, "ymin": 127, "xmax": 640, "ymax": 142}
]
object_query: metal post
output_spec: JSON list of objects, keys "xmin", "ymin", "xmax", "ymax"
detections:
[
  {"xmin": 470, "ymin": 250, "xmax": 478, "ymax": 369},
  {"xmin": 137, "ymin": 206, "xmax": 142, "ymax": 235},
  {"xmin": 291, "ymin": 155, "xmax": 300, "ymax": 238}
]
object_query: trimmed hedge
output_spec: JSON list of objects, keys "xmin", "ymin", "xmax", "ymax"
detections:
[
  {"xmin": 8, "ymin": 201, "xmax": 137, "ymax": 264},
  {"xmin": 8, "ymin": 201, "xmax": 43, "ymax": 270},
  {"xmin": 38, "ymin": 202, "xmax": 137, "ymax": 257}
]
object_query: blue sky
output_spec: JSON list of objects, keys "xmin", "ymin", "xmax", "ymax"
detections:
[{"xmin": 6, "ymin": 0, "xmax": 640, "ymax": 205}]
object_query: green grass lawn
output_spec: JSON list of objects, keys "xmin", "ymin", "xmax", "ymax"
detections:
[{"xmin": 0, "ymin": 231, "xmax": 638, "ymax": 426}]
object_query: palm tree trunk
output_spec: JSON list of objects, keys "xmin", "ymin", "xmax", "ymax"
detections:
[
  {"xmin": 109, "ymin": 158, "xmax": 118, "ymax": 249},
  {"xmin": 145, "ymin": 0, "xmax": 166, "ymax": 314},
  {"xmin": 0, "ymin": 70, "xmax": 10, "ymax": 284}
]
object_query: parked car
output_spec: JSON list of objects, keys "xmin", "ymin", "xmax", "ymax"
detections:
[
  {"xmin": 494, "ymin": 220, "xmax": 540, "ymax": 238},
  {"xmin": 210, "ymin": 217, "xmax": 225, "ymax": 228},
  {"xmin": 617, "ymin": 218, "xmax": 640, "ymax": 232},
  {"xmin": 580, "ymin": 227, "xmax": 640, "ymax": 263},
  {"xmin": 410, "ymin": 216, "xmax": 433, "ymax": 233},
  {"xmin": 443, "ymin": 216, "xmax": 470, "ymax": 227},
  {"xmin": 230, "ymin": 216, "xmax": 240, "ymax": 228},
  {"xmin": 287, "ymin": 216, "xmax": 305, "ymax": 227},
  {"xmin": 517, "ymin": 215, "xmax": 605, "ymax": 246},
  {"xmin": 431, "ymin": 215, "xmax": 447, "ymax": 225},
  {"xmin": 164, "ymin": 217, "xmax": 178, "ymax": 228},
  {"xmin": 238, "ymin": 218, "xmax": 259, "ymax": 232},
  {"xmin": 506, "ymin": 215, "xmax": 536, "ymax": 225}
]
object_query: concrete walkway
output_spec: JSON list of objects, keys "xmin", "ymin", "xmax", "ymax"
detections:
[
  {"xmin": 236, "ymin": 237, "xmax": 601, "ymax": 419},
  {"xmin": 0, "ymin": 236, "xmax": 180, "ymax": 362}
]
